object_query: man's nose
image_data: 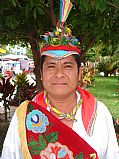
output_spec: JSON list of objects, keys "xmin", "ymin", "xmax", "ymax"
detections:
[{"xmin": 54, "ymin": 66, "xmax": 65, "ymax": 78}]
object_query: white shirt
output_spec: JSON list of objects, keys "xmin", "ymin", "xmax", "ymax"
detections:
[{"xmin": 1, "ymin": 100, "xmax": 119, "ymax": 159}]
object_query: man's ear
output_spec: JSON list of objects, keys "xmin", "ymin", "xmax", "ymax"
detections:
[{"xmin": 78, "ymin": 67, "xmax": 82, "ymax": 82}]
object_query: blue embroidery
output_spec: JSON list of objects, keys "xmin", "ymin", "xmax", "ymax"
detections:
[
  {"xmin": 26, "ymin": 109, "xmax": 49, "ymax": 133},
  {"xmin": 58, "ymin": 148, "xmax": 67, "ymax": 158}
]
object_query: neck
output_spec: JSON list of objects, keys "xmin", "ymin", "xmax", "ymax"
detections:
[{"xmin": 47, "ymin": 92, "xmax": 77, "ymax": 113}]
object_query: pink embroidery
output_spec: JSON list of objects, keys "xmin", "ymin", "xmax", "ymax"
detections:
[{"xmin": 40, "ymin": 142, "xmax": 74, "ymax": 159}]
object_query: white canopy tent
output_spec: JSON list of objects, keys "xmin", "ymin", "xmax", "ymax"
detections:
[{"xmin": 0, "ymin": 54, "xmax": 29, "ymax": 60}]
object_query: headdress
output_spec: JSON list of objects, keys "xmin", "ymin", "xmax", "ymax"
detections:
[{"xmin": 40, "ymin": 0, "xmax": 81, "ymax": 59}]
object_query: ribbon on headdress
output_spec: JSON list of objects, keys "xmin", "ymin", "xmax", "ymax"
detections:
[{"xmin": 60, "ymin": 0, "xmax": 73, "ymax": 23}]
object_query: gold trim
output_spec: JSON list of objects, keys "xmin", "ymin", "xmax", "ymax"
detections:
[
  {"xmin": 89, "ymin": 153, "xmax": 96, "ymax": 159},
  {"xmin": 16, "ymin": 100, "xmax": 32, "ymax": 159}
]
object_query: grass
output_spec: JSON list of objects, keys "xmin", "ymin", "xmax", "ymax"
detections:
[{"xmin": 87, "ymin": 76, "xmax": 119, "ymax": 119}]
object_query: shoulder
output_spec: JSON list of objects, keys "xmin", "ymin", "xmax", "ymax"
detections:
[
  {"xmin": 16, "ymin": 100, "xmax": 29, "ymax": 114},
  {"xmin": 96, "ymin": 100, "xmax": 113, "ymax": 122},
  {"xmin": 97, "ymin": 100, "xmax": 111, "ymax": 114}
]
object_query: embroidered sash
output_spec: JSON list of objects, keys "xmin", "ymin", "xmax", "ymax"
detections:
[{"xmin": 16, "ymin": 100, "xmax": 99, "ymax": 159}]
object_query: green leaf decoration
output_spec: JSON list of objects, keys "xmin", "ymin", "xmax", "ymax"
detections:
[
  {"xmin": 28, "ymin": 134, "xmax": 47, "ymax": 155},
  {"xmin": 60, "ymin": 36, "xmax": 68, "ymax": 45},
  {"xmin": 28, "ymin": 104, "xmax": 34, "ymax": 113},
  {"xmin": 28, "ymin": 141, "xmax": 37, "ymax": 147},
  {"xmin": 46, "ymin": 36, "xmax": 51, "ymax": 45},
  {"xmin": 38, "ymin": 134, "xmax": 47, "ymax": 149},
  {"xmin": 75, "ymin": 152, "xmax": 84, "ymax": 159},
  {"xmin": 30, "ymin": 145, "xmax": 42, "ymax": 155},
  {"xmin": 45, "ymin": 132, "xmax": 58, "ymax": 143}
]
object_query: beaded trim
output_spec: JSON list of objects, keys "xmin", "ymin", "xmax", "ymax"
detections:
[{"xmin": 44, "ymin": 91, "xmax": 82, "ymax": 121}]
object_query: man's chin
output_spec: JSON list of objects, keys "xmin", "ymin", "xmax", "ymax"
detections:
[{"xmin": 50, "ymin": 89, "xmax": 68, "ymax": 97}]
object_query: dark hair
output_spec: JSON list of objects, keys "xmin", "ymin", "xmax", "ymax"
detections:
[{"xmin": 40, "ymin": 54, "xmax": 81, "ymax": 73}]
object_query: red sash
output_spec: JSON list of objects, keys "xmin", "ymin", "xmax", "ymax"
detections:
[{"xmin": 25, "ymin": 101, "xmax": 99, "ymax": 159}]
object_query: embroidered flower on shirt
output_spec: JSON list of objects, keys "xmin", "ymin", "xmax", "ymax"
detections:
[
  {"xmin": 40, "ymin": 142, "xmax": 74, "ymax": 159},
  {"xmin": 26, "ymin": 109, "xmax": 49, "ymax": 133}
]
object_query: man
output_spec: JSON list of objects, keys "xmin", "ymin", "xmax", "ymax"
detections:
[{"xmin": 1, "ymin": 23, "xmax": 119, "ymax": 159}]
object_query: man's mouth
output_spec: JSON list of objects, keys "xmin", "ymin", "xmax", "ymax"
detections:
[{"xmin": 52, "ymin": 83, "xmax": 67, "ymax": 85}]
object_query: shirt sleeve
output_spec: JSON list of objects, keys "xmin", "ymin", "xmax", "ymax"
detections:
[
  {"xmin": 104, "ymin": 105, "xmax": 119, "ymax": 159},
  {"xmin": 1, "ymin": 113, "xmax": 23, "ymax": 159}
]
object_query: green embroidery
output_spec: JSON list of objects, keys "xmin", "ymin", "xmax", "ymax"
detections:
[
  {"xmin": 30, "ymin": 145, "xmax": 43, "ymax": 155},
  {"xmin": 75, "ymin": 152, "xmax": 84, "ymax": 159},
  {"xmin": 45, "ymin": 132, "xmax": 58, "ymax": 143},
  {"xmin": 38, "ymin": 134, "xmax": 47, "ymax": 149},
  {"xmin": 28, "ymin": 140, "xmax": 38, "ymax": 147},
  {"xmin": 28, "ymin": 134, "xmax": 46, "ymax": 155},
  {"xmin": 28, "ymin": 131, "xmax": 59, "ymax": 155},
  {"xmin": 28, "ymin": 104, "xmax": 34, "ymax": 113}
]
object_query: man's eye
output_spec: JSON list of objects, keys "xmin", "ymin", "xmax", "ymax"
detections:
[
  {"xmin": 47, "ymin": 65, "xmax": 56, "ymax": 69},
  {"xmin": 64, "ymin": 65, "xmax": 73, "ymax": 69}
]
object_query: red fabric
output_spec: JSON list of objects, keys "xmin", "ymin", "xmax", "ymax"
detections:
[
  {"xmin": 77, "ymin": 87, "xmax": 96, "ymax": 134},
  {"xmin": 33, "ymin": 90, "xmax": 46, "ymax": 108},
  {"xmin": 40, "ymin": 44, "xmax": 81, "ymax": 54},
  {"xmin": 26, "ymin": 100, "xmax": 99, "ymax": 159}
]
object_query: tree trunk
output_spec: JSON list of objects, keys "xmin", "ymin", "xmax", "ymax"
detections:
[
  {"xmin": 28, "ymin": 31, "xmax": 43, "ymax": 92},
  {"xmin": 50, "ymin": 0, "xmax": 56, "ymax": 26},
  {"xmin": 81, "ymin": 37, "xmax": 96, "ymax": 62},
  {"xmin": 4, "ymin": 105, "xmax": 7, "ymax": 122},
  {"xmin": 104, "ymin": 71, "xmax": 109, "ymax": 77}
]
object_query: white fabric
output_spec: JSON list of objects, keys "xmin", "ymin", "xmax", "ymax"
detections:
[
  {"xmin": 73, "ymin": 101, "xmax": 119, "ymax": 159},
  {"xmin": 1, "ymin": 100, "xmax": 119, "ymax": 159},
  {"xmin": 1, "ymin": 114, "xmax": 23, "ymax": 159}
]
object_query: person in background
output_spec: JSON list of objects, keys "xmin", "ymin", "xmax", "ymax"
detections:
[
  {"xmin": 11, "ymin": 64, "xmax": 16, "ymax": 76},
  {"xmin": 1, "ymin": 0, "xmax": 119, "ymax": 159},
  {"xmin": 0, "ymin": 66, "xmax": 2, "ymax": 74}
]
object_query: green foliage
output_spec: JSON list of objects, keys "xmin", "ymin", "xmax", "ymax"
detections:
[
  {"xmin": 96, "ymin": 53, "xmax": 119, "ymax": 76},
  {"xmin": 10, "ymin": 0, "xmax": 20, "ymax": 7},
  {"xmin": 80, "ymin": 63, "xmax": 97, "ymax": 88},
  {"xmin": 88, "ymin": 76, "xmax": 119, "ymax": 119},
  {"xmin": 0, "ymin": 77, "xmax": 15, "ymax": 121},
  {"xmin": 6, "ymin": 15, "xmax": 20, "ymax": 29},
  {"xmin": 14, "ymin": 72, "xmax": 29, "ymax": 88},
  {"xmin": 0, "ymin": 77, "xmax": 15, "ymax": 102},
  {"xmin": 13, "ymin": 72, "xmax": 37, "ymax": 105}
]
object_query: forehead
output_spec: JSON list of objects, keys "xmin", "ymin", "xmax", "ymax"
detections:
[{"xmin": 44, "ymin": 55, "xmax": 76, "ymax": 64}]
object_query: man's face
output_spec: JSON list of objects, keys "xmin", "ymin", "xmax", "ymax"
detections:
[{"xmin": 42, "ymin": 55, "xmax": 80, "ymax": 98}]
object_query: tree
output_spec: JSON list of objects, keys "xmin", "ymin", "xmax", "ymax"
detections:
[
  {"xmin": 96, "ymin": 53, "xmax": 119, "ymax": 77},
  {"xmin": 0, "ymin": 0, "xmax": 119, "ymax": 90}
]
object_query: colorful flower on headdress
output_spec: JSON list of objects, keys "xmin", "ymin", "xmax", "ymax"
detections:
[
  {"xmin": 40, "ymin": 22, "xmax": 80, "ymax": 48},
  {"xmin": 40, "ymin": 142, "xmax": 74, "ymax": 159},
  {"xmin": 26, "ymin": 109, "xmax": 49, "ymax": 133}
]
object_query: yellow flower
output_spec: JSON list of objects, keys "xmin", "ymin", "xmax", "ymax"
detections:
[
  {"xmin": 55, "ymin": 31, "xmax": 60, "ymax": 36},
  {"xmin": 65, "ymin": 27, "xmax": 71, "ymax": 33}
]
